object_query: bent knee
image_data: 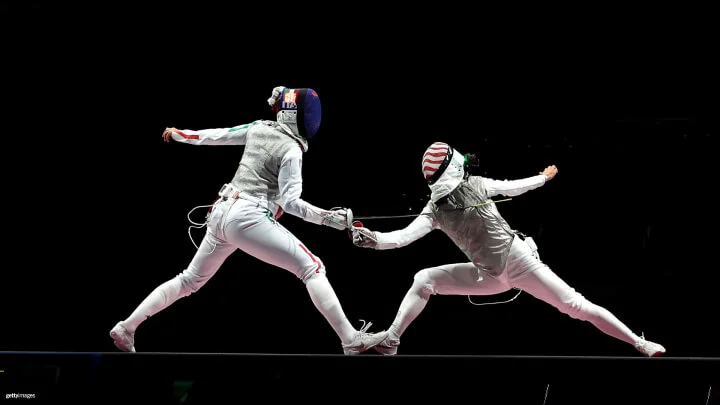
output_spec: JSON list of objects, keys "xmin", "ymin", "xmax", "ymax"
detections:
[
  {"xmin": 300, "ymin": 259, "xmax": 326, "ymax": 284},
  {"xmin": 412, "ymin": 269, "xmax": 437, "ymax": 298},
  {"xmin": 177, "ymin": 270, "xmax": 210, "ymax": 296}
]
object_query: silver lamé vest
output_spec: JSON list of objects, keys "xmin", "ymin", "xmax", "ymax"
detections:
[
  {"xmin": 430, "ymin": 177, "xmax": 515, "ymax": 277},
  {"xmin": 230, "ymin": 121, "xmax": 304, "ymax": 203}
]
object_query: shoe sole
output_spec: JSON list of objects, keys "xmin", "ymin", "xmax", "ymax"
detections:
[
  {"xmin": 373, "ymin": 346, "xmax": 398, "ymax": 355},
  {"xmin": 344, "ymin": 344, "xmax": 381, "ymax": 355}
]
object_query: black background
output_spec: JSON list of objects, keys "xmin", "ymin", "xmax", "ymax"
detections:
[{"xmin": 2, "ymin": 4, "xmax": 718, "ymax": 358}]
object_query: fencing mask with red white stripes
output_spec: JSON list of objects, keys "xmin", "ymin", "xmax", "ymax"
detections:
[
  {"xmin": 422, "ymin": 142, "xmax": 482, "ymax": 202},
  {"xmin": 421, "ymin": 142, "xmax": 466, "ymax": 185}
]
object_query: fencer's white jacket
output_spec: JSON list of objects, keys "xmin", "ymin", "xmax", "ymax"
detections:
[
  {"xmin": 371, "ymin": 173, "xmax": 547, "ymax": 277},
  {"xmin": 168, "ymin": 120, "xmax": 330, "ymax": 225}
]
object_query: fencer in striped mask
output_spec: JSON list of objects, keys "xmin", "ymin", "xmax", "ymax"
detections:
[
  {"xmin": 422, "ymin": 142, "xmax": 480, "ymax": 203},
  {"xmin": 349, "ymin": 142, "xmax": 663, "ymax": 358}
]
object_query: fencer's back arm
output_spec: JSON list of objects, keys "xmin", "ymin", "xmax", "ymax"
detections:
[
  {"xmin": 477, "ymin": 174, "xmax": 547, "ymax": 198},
  {"xmin": 170, "ymin": 121, "xmax": 259, "ymax": 146},
  {"xmin": 276, "ymin": 148, "xmax": 328, "ymax": 225},
  {"xmin": 374, "ymin": 206, "xmax": 436, "ymax": 250}
]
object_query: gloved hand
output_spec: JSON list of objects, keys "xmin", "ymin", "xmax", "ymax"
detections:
[
  {"xmin": 320, "ymin": 207, "xmax": 352, "ymax": 231},
  {"xmin": 352, "ymin": 226, "xmax": 378, "ymax": 249},
  {"xmin": 267, "ymin": 86, "xmax": 287, "ymax": 108}
]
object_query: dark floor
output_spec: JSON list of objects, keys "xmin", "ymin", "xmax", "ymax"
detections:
[{"xmin": 0, "ymin": 352, "xmax": 717, "ymax": 404}]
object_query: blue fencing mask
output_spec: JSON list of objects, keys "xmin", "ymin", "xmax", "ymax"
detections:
[{"xmin": 275, "ymin": 88, "xmax": 322, "ymax": 139}]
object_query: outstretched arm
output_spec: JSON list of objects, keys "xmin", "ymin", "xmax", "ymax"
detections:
[
  {"xmin": 353, "ymin": 205, "xmax": 436, "ymax": 250},
  {"xmin": 162, "ymin": 121, "xmax": 261, "ymax": 146},
  {"xmin": 161, "ymin": 86, "xmax": 285, "ymax": 146},
  {"xmin": 277, "ymin": 148, "xmax": 349, "ymax": 230},
  {"xmin": 482, "ymin": 165, "xmax": 558, "ymax": 197}
]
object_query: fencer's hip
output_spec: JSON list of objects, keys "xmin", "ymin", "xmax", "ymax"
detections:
[
  {"xmin": 217, "ymin": 183, "xmax": 280, "ymax": 218},
  {"xmin": 503, "ymin": 234, "xmax": 546, "ymax": 284},
  {"xmin": 207, "ymin": 197, "xmax": 275, "ymax": 241}
]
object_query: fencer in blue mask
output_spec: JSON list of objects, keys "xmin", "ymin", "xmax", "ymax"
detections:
[{"xmin": 110, "ymin": 87, "xmax": 387, "ymax": 355}]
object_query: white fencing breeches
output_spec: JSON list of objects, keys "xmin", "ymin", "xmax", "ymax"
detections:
[
  {"xmin": 173, "ymin": 197, "xmax": 329, "ymax": 295},
  {"xmin": 389, "ymin": 236, "xmax": 641, "ymax": 346},
  {"xmin": 121, "ymin": 197, "xmax": 356, "ymax": 343}
]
